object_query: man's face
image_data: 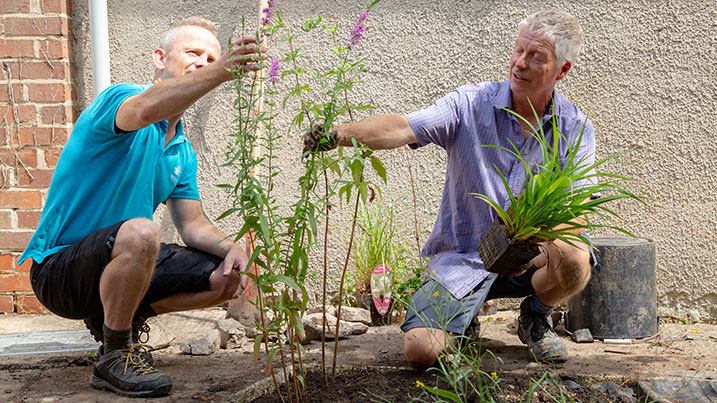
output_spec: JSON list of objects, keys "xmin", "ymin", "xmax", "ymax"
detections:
[
  {"xmin": 156, "ymin": 25, "xmax": 221, "ymax": 80},
  {"xmin": 509, "ymin": 28, "xmax": 568, "ymax": 103}
]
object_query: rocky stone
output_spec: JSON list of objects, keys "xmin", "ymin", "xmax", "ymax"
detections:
[
  {"xmin": 298, "ymin": 319, "xmax": 322, "ymax": 344},
  {"xmin": 225, "ymin": 297, "xmax": 261, "ymax": 329},
  {"xmin": 348, "ymin": 321, "xmax": 369, "ymax": 335},
  {"xmin": 591, "ymin": 381, "xmax": 619, "ymax": 395},
  {"xmin": 305, "ymin": 305, "xmax": 337, "ymax": 317},
  {"xmin": 336, "ymin": 306, "xmax": 371, "ymax": 325},
  {"xmin": 563, "ymin": 380, "xmax": 580, "ymax": 389},
  {"xmin": 216, "ymin": 318, "xmax": 246, "ymax": 349},
  {"xmin": 180, "ymin": 329, "xmax": 220, "ymax": 355},
  {"xmin": 572, "ymin": 328, "xmax": 594, "ymax": 343},
  {"xmin": 301, "ymin": 313, "xmax": 352, "ymax": 341}
]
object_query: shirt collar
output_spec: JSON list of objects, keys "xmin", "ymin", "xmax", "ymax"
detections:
[{"xmin": 492, "ymin": 79, "xmax": 564, "ymax": 123}]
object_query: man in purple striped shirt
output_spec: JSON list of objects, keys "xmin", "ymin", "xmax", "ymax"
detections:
[{"xmin": 305, "ymin": 10, "xmax": 593, "ymax": 367}]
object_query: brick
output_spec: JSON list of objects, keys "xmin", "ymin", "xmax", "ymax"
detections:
[
  {"xmin": 0, "ymin": 295, "xmax": 13, "ymax": 313},
  {"xmin": 0, "ymin": 149, "xmax": 38, "ymax": 168},
  {"xmin": 17, "ymin": 210, "xmax": 41, "ymax": 228},
  {"xmin": 10, "ymin": 60, "xmax": 70, "ymax": 80},
  {"xmin": 0, "ymin": 273, "xmax": 32, "ymax": 292},
  {"xmin": 0, "ymin": 254, "xmax": 12, "ymax": 270},
  {"xmin": 44, "ymin": 148, "xmax": 62, "ymax": 167},
  {"xmin": 16, "ymin": 295, "xmax": 45, "ymax": 313},
  {"xmin": 40, "ymin": 0, "xmax": 71, "ymax": 14},
  {"xmin": 15, "ymin": 255, "xmax": 33, "ymax": 272},
  {"xmin": 0, "ymin": 104, "xmax": 36, "ymax": 124},
  {"xmin": 16, "ymin": 127, "xmax": 69, "ymax": 146},
  {"xmin": 0, "ymin": 38, "xmax": 35, "ymax": 58},
  {"xmin": 38, "ymin": 38, "xmax": 70, "ymax": 59},
  {"xmin": 0, "ymin": 83, "xmax": 24, "ymax": 103},
  {"xmin": 2, "ymin": 16, "xmax": 69, "ymax": 36},
  {"xmin": 0, "ymin": 0, "xmax": 31, "ymax": 13},
  {"xmin": 16, "ymin": 168, "xmax": 54, "ymax": 187},
  {"xmin": 0, "ymin": 167, "xmax": 12, "ymax": 188},
  {"xmin": 0, "ymin": 230, "xmax": 33, "ymax": 250},
  {"xmin": 0, "ymin": 210, "xmax": 12, "ymax": 229},
  {"xmin": 27, "ymin": 83, "xmax": 72, "ymax": 103},
  {"xmin": 39, "ymin": 104, "xmax": 73, "ymax": 124},
  {"xmin": 0, "ymin": 190, "xmax": 42, "ymax": 209}
]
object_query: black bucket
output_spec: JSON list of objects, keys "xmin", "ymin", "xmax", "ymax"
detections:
[{"xmin": 566, "ymin": 236, "xmax": 658, "ymax": 339}]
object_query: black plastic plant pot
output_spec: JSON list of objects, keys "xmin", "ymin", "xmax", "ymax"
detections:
[{"xmin": 478, "ymin": 219, "xmax": 540, "ymax": 276}]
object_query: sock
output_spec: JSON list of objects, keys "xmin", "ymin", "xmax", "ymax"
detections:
[
  {"xmin": 529, "ymin": 295, "xmax": 554, "ymax": 315},
  {"xmin": 102, "ymin": 324, "xmax": 132, "ymax": 354}
]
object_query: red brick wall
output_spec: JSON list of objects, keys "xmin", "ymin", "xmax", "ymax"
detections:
[{"xmin": 0, "ymin": 0, "xmax": 73, "ymax": 313}]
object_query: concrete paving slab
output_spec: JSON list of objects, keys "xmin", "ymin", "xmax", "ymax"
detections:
[{"xmin": 0, "ymin": 329, "xmax": 99, "ymax": 356}]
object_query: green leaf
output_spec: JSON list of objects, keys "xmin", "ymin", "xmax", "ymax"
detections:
[
  {"xmin": 369, "ymin": 156, "xmax": 387, "ymax": 183},
  {"xmin": 271, "ymin": 275, "xmax": 303, "ymax": 293},
  {"xmin": 421, "ymin": 384, "xmax": 462, "ymax": 403}
]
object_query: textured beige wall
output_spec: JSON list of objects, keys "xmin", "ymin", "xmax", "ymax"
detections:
[{"xmin": 70, "ymin": 0, "xmax": 717, "ymax": 320}]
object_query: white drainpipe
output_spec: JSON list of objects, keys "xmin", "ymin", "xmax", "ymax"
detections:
[{"xmin": 89, "ymin": 0, "xmax": 111, "ymax": 97}]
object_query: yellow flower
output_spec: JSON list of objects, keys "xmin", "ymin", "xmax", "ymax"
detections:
[
  {"xmin": 491, "ymin": 372, "xmax": 498, "ymax": 380},
  {"xmin": 431, "ymin": 270, "xmax": 436, "ymax": 275},
  {"xmin": 416, "ymin": 380, "xmax": 424, "ymax": 388},
  {"xmin": 438, "ymin": 354, "xmax": 445, "ymax": 360},
  {"xmin": 691, "ymin": 329, "xmax": 700, "ymax": 333},
  {"xmin": 433, "ymin": 291, "xmax": 439, "ymax": 297},
  {"xmin": 425, "ymin": 257, "xmax": 431, "ymax": 261}
]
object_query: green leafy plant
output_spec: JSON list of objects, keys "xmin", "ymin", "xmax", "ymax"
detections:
[
  {"xmin": 218, "ymin": 0, "xmax": 384, "ymax": 398},
  {"xmin": 473, "ymin": 105, "xmax": 650, "ymax": 251},
  {"xmin": 352, "ymin": 197, "xmax": 400, "ymax": 293}
]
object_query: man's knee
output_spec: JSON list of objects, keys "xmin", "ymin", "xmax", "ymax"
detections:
[
  {"xmin": 558, "ymin": 247, "xmax": 591, "ymax": 294},
  {"xmin": 116, "ymin": 218, "xmax": 160, "ymax": 257},
  {"xmin": 403, "ymin": 328, "xmax": 450, "ymax": 368}
]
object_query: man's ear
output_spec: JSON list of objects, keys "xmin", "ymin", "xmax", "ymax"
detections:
[
  {"xmin": 556, "ymin": 60, "xmax": 572, "ymax": 82},
  {"xmin": 152, "ymin": 48, "xmax": 167, "ymax": 71}
]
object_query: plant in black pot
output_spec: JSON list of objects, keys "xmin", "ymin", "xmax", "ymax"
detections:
[{"xmin": 474, "ymin": 106, "xmax": 649, "ymax": 276}]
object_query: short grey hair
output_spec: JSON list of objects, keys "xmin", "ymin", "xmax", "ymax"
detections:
[
  {"xmin": 518, "ymin": 10, "xmax": 583, "ymax": 67},
  {"xmin": 159, "ymin": 16, "xmax": 218, "ymax": 51}
]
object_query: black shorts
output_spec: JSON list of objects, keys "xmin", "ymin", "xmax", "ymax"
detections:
[{"xmin": 30, "ymin": 220, "xmax": 223, "ymax": 320}]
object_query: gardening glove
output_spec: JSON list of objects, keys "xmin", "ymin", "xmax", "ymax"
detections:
[{"xmin": 302, "ymin": 123, "xmax": 339, "ymax": 158}]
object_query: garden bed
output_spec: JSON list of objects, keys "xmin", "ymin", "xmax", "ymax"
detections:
[{"xmin": 238, "ymin": 365, "xmax": 638, "ymax": 402}]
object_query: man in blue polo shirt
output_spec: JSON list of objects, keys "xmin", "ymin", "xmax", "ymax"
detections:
[
  {"xmin": 19, "ymin": 17, "xmax": 264, "ymax": 397},
  {"xmin": 304, "ymin": 10, "xmax": 594, "ymax": 367}
]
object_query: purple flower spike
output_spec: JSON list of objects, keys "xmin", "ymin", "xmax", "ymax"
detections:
[
  {"xmin": 349, "ymin": 9, "xmax": 370, "ymax": 47},
  {"xmin": 261, "ymin": 0, "xmax": 278, "ymax": 27},
  {"xmin": 268, "ymin": 57, "xmax": 281, "ymax": 84}
]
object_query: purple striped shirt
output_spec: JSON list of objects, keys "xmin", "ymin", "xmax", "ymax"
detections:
[{"xmin": 406, "ymin": 80, "xmax": 595, "ymax": 299}]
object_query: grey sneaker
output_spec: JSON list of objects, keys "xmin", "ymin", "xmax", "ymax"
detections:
[
  {"xmin": 517, "ymin": 297, "xmax": 568, "ymax": 363},
  {"xmin": 91, "ymin": 344, "xmax": 172, "ymax": 397}
]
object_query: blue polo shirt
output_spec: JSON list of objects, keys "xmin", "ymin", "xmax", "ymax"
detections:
[{"xmin": 19, "ymin": 83, "xmax": 200, "ymax": 265}]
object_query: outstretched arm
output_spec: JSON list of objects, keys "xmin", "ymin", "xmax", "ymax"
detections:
[
  {"xmin": 304, "ymin": 114, "xmax": 417, "ymax": 154},
  {"xmin": 116, "ymin": 36, "xmax": 264, "ymax": 132}
]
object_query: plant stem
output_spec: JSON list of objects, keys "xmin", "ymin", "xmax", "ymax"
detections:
[
  {"xmin": 406, "ymin": 151, "xmax": 422, "ymax": 256},
  {"xmin": 332, "ymin": 176, "xmax": 362, "ymax": 378},
  {"xmin": 321, "ymin": 153, "xmax": 329, "ymax": 385}
]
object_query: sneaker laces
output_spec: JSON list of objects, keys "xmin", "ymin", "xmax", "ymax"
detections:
[
  {"xmin": 119, "ymin": 344, "xmax": 158, "ymax": 376},
  {"xmin": 530, "ymin": 312, "xmax": 554, "ymax": 342},
  {"xmin": 133, "ymin": 321, "xmax": 151, "ymax": 344}
]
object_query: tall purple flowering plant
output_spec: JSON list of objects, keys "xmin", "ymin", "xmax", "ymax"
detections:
[{"xmin": 220, "ymin": 0, "xmax": 384, "ymax": 398}]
